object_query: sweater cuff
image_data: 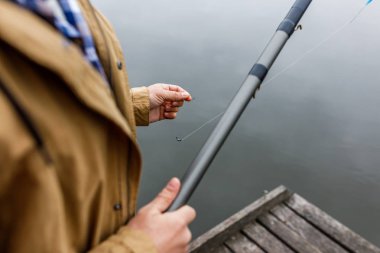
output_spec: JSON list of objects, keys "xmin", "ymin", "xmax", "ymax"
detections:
[{"xmin": 131, "ymin": 87, "xmax": 150, "ymax": 126}]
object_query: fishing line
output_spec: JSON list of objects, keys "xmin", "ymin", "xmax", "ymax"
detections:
[
  {"xmin": 176, "ymin": 112, "xmax": 224, "ymax": 142},
  {"xmin": 176, "ymin": 1, "xmax": 372, "ymax": 142},
  {"xmin": 351, "ymin": 4, "xmax": 369, "ymax": 23},
  {"xmin": 263, "ymin": 1, "xmax": 372, "ymax": 87},
  {"xmin": 350, "ymin": 0, "xmax": 373, "ymax": 23},
  {"xmin": 264, "ymin": 21, "xmax": 353, "ymax": 87}
]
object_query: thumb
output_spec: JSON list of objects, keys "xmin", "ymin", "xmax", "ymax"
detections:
[
  {"xmin": 149, "ymin": 178, "xmax": 181, "ymax": 213},
  {"xmin": 162, "ymin": 90, "xmax": 190, "ymax": 101}
]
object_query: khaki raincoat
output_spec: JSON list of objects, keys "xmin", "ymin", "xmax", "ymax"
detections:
[{"xmin": 0, "ymin": 0, "xmax": 157, "ymax": 252}]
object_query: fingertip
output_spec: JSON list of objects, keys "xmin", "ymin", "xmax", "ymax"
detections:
[
  {"xmin": 172, "ymin": 177, "xmax": 181, "ymax": 185},
  {"xmin": 182, "ymin": 205, "xmax": 196, "ymax": 217},
  {"xmin": 181, "ymin": 91, "xmax": 191, "ymax": 99},
  {"xmin": 164, "ymin": 112, "xmax": 177, "ymax": 119},
  {"xmin": 189, "ymin": 206, "xmax": 197, "ymax": 220},
  {"xmin": 167, "ymin": 177, "xmax": 181, "ymax": 191},
  {"xmin": 178, "ymin": 205, "xmax": 197, "ymax": 223},
  {"xmin": 149, "ymin": 177, "xmax": 182, "ymax": 212}
]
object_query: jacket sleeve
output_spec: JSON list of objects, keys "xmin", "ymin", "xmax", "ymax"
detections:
[
  {"xmin": 89, "ymin": 227, "xmax": 157, "ymax": 253},
  {"xmin": 130, "ymin": 87, "xmax": 150, "ymax": 126}
]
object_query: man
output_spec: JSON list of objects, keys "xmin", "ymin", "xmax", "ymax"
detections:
[{"xmin": 0, "ymin": 0, "xmax": 196, "ymax": 252}]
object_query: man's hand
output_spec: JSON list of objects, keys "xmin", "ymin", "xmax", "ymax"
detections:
[
  {"xmin": 147, "ymin": 84, "xmax": 192, "ymax": 123},
  {"xmin": 127, "ymin": 178, "xmax": 196, "ymax": 253}
]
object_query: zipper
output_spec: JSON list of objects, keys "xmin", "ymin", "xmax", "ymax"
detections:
[
  {"xmin": 87, "ymin": 0, "xmax": 132, "ymax": 221},
  {"xmin": 0, "ymin": 79, "xmax": 52, "ymax": 164}
]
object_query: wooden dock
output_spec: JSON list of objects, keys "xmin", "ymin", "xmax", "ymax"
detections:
[{"xmin": 190, "ymin": 186, "xmax": 380, "ymax": 253}]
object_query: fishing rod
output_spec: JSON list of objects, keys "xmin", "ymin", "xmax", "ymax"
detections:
[{"xmin": 168, "ymin": 0, "xmax": 313, "ymax": 211}]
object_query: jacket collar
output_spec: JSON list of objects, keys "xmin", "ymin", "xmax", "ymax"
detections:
[{"xmin": 0, "ymin": 1, "xmax": 134, "ymax": 138}]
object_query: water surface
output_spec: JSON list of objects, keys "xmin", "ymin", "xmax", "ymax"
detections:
[{"xmin": 93, "ymin": 0, "xmax": 380, "ymax": 244}]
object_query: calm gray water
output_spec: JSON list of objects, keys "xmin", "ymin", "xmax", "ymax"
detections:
[{"xmin": 93, "ymin": 0, "xmax": 380, "ymax": 245}]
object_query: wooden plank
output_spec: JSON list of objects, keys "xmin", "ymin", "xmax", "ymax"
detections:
[
  {"xmin": 211, "ymin": 245, "xmax": 233, "ymax": 253},
  {"xmin": 271, "ymin": 204, "xmax": 348, "ymax": 253},
  {"xmin": 243, "ymin": 222, "xmax": 295, "ymax": 253},
  {"xmin": 225, "ymin": 232, "xmax": 265, "ymax": 253},
  {"xmin": 286, "ymin": 194, "xmax": 380, "ymax": 253},
  {"xmin": 258, "ymin": 213, "xmax": 323, "ymax": 253},
  {"xmin": 190, "ymin": 186, "xmax": 292, "ymax": 253}
]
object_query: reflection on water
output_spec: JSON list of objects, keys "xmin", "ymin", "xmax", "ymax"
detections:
[{"xmin": 93, "ymin": 0, "xmax": 380, "ymax": 245}]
